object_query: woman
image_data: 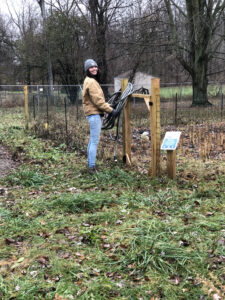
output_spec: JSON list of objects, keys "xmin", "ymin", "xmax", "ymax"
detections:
[{"xmin": 82, "ymin": 59, "xmax": 116, "ymax": 172}]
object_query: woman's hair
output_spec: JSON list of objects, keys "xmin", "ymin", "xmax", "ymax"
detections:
[{"xmin": 86, "ymin": 69, "xmax": 102, "ymax": 83}]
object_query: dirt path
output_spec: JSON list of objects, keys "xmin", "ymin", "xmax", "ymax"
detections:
[{"xmin": 0, "ymin": 145, "xmax": 17, "ymax": 178}]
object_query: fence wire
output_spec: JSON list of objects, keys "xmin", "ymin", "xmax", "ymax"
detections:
[
  {"xmin": 0, "ymin": 83, "xmax": 224, "ymax": 172},
  {"xmin": 0, "ymin": 83, "xmax": 224, "ymax": 126},
  {"xmin": 0, "ymin": 85, "xmax": 24, "ymax": 107},
  {"xmin": 160, "ymin": 82, "xmax": 224, "ymax": 125}
]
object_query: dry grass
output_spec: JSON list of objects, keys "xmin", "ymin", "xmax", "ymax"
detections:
[
  {"xmin": 1, "ymin": 94, "xmax": 24, "ymax": 108},
  {"xmin": 28, "ymin": 102, "xmax": 225, "ymax": 178}
]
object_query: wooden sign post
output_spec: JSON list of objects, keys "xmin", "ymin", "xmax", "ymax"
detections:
[
  {"xmin": 166, "ymin": 150, "xmax": 176, "ymax": 179},
  {"xmin": 161, "ymin": 131, "xmax": 181, "ymax": 179}
]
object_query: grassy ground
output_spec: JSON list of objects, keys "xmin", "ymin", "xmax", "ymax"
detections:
[
  {"xmin": 160, "ymin": 84, "xmax": 223, "ymax": 99},
  {"xmin": 0, "ymin": 108, "xmax": 224, "ymax": 300}
]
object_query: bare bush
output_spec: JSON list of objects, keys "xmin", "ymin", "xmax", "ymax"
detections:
[{"xmin": 1, "ymin": 94, "xmax": 24, "ymax": 108}]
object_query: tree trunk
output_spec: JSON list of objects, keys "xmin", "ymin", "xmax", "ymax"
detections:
[
  {"xmin": 38, "ymin": 0, "xmax": 54, "ymax": 97},
  {"xmin": 65, "ymin": 86, "xmax": 79, "ymax": 105},
  {"xmin": 191, "ymin": 59, "xmax": 211, "ymax": 106},
  {"xmin": 164, "ymin": 0, "xmax": 225, "ymax": 107},
  {"xmin": 26, "ymin": 63, "xmax": 31, "ymax": 85}
]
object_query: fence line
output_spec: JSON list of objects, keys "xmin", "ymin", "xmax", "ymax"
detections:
[
  {"xmin": 0, "ymin": 83, "xmax": 224, "ymax": 169},
  {"xmin": 0, "ymin": 83, "xmax": 224, "ymax": 128}
]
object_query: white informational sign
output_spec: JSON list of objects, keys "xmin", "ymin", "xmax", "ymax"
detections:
[{"xmin": 161, "ymin": 131, "xmax": 181, "ymax": 150}]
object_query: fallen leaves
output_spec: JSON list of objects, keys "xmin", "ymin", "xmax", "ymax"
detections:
[
  {"xmin": 11, "ymin": 257, "xmax": 25, "ymax": 270},
  {"xmin": 53, "ymin": 293, "xmax": 68, "ymax": 300},
  {"xmin": 36, "ymin": 255, "xmax": 49, "ymax": 266},
  {"xmin": 217, "ymin": 237, "xmax": 224, "ymax": 246},
  {"xmin": 37, "ymin": 230, "xmax": 51, "ymax": 239},
  {"xmin": 67, "ymin": 187, "xmax": 82, "ymax": 193},
  {"xmin": 40, "ymin": 219, "xmax": 46, "ymax": 226},
  {"xmin": 5, "ymin": 236, "xmax": 24, "ymax": 247},
  {"xmin": 74, "ymin": 252, "xmax": 88, "ymax": 264},
  {"xmin": 0, "ymin": 256, "xmax": 17, "ymax": 268},
  {"xmin": 196, "ymin": 273, "xmax": 224, "ymax": 299},
  {"xmin": 5, "ymin": 237, "xmax": 17, "ymax": 245},
  {"xmin": 169, "ymin": 275, "xmax": 183, "ymax": 285},
  {"xmin": 55, "ymin": 227, "xmax": 71, "ymax": 235},
  {"xmin": 178, "ymin": 239, "xmax": 190, "ymax": 247},
  {"xmin": 0, "ymin": 187, "xmax": 8, "ymax": 195},
  {"xmin": 30, "ymin": 270, "xmax": 38, "ymax": 278}
]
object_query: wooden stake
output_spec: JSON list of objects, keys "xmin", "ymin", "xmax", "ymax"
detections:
[
  {"xmin": 167, "ymin": 150, "xmax": 176, "ymax": 179},
  {"xmin": 121, "ymin": 79, "xmax": 131, "ymax": 165},
  {"xmin": 180, "ymin": 134, "xmax": 183, "ymax": 155},
  {"xmin": 198, "ymin": 127, "xmax": 202, "ymax": 143},
  {"xmin": 24, "ymin": 85, "xmax": 29, "ymax": 129},
  {"xmin": 149, "ymin": 78, "xmax": 161, "ymax": 176},
  {"xmin": 204, "ymin": 138, "xmax": 208, "ymax": 159},
  {"xmin": 220, "ymin": 133, "xmax": 223, "ymax": 146}
]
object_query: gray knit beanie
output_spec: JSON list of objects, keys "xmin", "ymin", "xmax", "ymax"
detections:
[{"xmin": 84, "ymin": 59, "xmax": 98, "ymax": 72}]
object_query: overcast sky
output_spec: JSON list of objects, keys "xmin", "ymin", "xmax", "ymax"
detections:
[
  {"xmin": 1, "ymin": 0, "xmax": 17, "ymax": 15},
  {"xmin": 1, "ymin": 0, "xmax": 36, "ymax": 16}
]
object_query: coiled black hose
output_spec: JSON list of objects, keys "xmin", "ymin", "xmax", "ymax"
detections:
[
  {"xmin": 102, "ymin": 82, "xmax": 134, "ymax": 130},
  {"xmin": 102, "ymin": 83, "xmax": 149, "ymax": 161}
]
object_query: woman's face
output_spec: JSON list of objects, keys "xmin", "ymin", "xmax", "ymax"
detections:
[{"xmin": 89, "ymin": 66, "xmax": 98, "ymax": 76}]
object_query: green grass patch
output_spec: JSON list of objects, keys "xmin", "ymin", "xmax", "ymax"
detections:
[
  {"xmin": 5, "ymin": 168, "xmax": 51, "ymax": 187},
  {"xmin": 47, "ymin": 192, "xmax": 120, "ymax": 213},
  {"xmin": 160, "ymin": 83, "xmax": 223, "ymax": 99},
  {"xmin": 0, "ymin": 109, "xmax": 224, "ymax": 299}
]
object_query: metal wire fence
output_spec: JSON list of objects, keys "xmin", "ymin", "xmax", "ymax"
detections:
[
  {"xmin": 0, "ymin": 85, "xmax": 24, "ymax": 107},
  {"xmin": 26, "ymin": 82, "xmax": 224, "ymax": 127},
  {"xmin": 0, "ymin": 83, "xmax": 224, "ymax": 171},
  {"xmin": 0, "ymin": 83, "xmax": 224, "ymax": 125},
  {"xmin": 160, "ymin": 82, "xmax": 225, "ymax": 125}
]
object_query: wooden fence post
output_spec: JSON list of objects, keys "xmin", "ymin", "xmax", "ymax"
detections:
[
  {"xmin": 121, "ymin": 78, "xmax": 131, "ymax": 166},
  {"xmin": 24, "ymin": 85, "xmax": 29, "ymax": 129},
  {"xmin": 149, "ymin": 78, "xmax": 161, "ymax": 176}
]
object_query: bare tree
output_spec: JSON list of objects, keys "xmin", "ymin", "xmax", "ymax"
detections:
[
  {"xmin": 46, "ymin": 1, "xmax": 86, "ymax": 103},
  {"xmin": 75, "ymin": 0, "xmax": 131, "ymax": 84},
  {"xmin": 112, "ymin": 0, "xmax": 163, "ymax": 82},
  {"xmin": 37, "ymin": 0, "xmax": 54, "ymax": 95},
  {"xmin": 5, "ymin": 1, "xmax": 45, "ymax": 84},
  {"xmin": 164, "ymin": 0, "xmax": 225, "ymax": 106},
  {"xmin": 0, "ymin": 14, "xmax": 15, "ymax": 84}
]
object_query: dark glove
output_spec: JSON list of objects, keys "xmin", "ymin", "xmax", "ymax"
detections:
[{"xmin": 111, "ymin": 109, "xmax": 117, "ymax": 117}]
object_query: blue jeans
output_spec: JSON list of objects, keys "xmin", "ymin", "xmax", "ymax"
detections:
[{"xmin": 86, "ymin": 114, "xmax": 102, "ymax": 168}]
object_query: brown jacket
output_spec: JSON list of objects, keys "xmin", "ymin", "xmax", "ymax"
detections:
[{"xmin": 82, "ymin": 76, "xmax": 113, "ymax": 116}]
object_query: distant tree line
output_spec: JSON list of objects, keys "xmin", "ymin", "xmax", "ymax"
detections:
[{"xmin": 0, "ymin": 0, "xmax": 225, "ymax": 106}]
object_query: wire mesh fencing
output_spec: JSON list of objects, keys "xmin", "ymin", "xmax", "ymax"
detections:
[
  {"xmin": 0, "ymin": 85, "xmax": 24, "ymax": 108},
  {"xmin": 0, "ymin": 83, "xmax": 224, "ymax": 172},
  {"xmin": 160, "ymin": 82, "xmax": 225, "ymax": 126},
  {"xmin": 130, "ymin": 82, "xmax": 225, "ymax": 173},
  {"xmin": 27, "ymin": 85, "xmax": 115, "ymax": 153},
  {"xmin": 1, "ymin": 83, "xmax": 224, "ymax": 126}
]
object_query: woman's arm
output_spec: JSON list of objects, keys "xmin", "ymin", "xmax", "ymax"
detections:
[{"xmin": 87, "ymin": 79, "xmax": 113, "ymax": 113}]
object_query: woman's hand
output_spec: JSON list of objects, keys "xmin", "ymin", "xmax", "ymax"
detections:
[{"xmin": 111, "ymin": 109, "xmax": 117, "ymax": 117}]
